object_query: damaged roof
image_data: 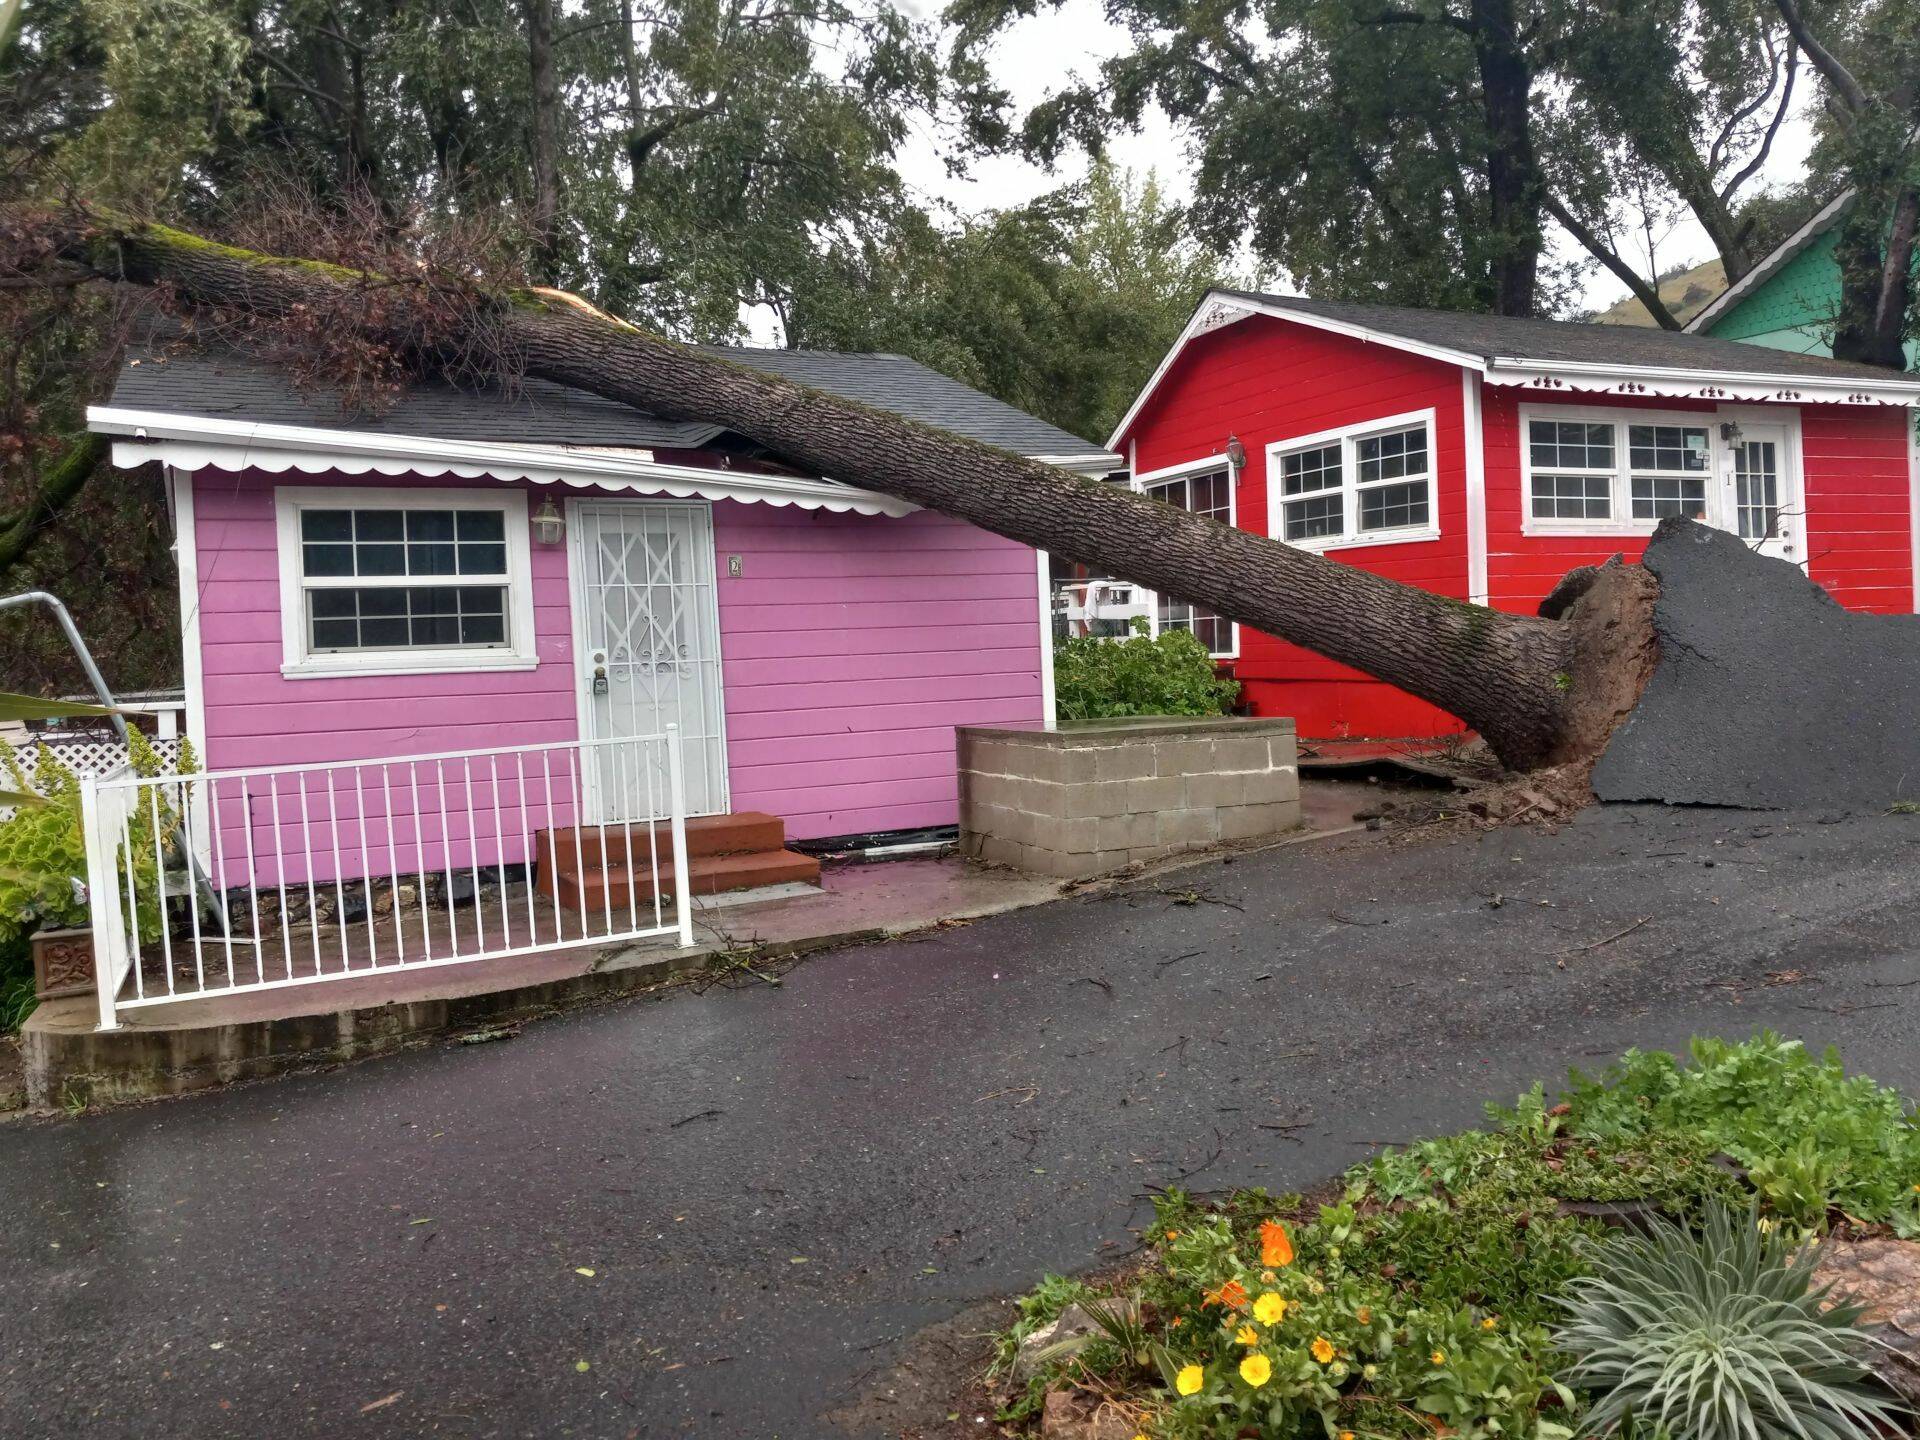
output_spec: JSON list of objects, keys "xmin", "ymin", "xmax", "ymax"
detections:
[{"xmin": 103, "ymin": 330, "xmax": 1114, "ymax": 464}]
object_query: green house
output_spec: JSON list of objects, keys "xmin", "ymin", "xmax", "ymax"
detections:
[{"xmin": 1687, "ymin": 191, "xmax": 1919, "ymax": 368}]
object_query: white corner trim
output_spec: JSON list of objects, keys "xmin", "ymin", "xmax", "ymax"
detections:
[
  {"xmin": 1036, "ymin": 548, "xmax": 1057, "ymax": 730},
  {"xmin": 86, "ymin": 407, "xmax": 923, "ymax": 517},
  {"xmin": 168, "ymin": 466, "xmax": 210, "ymax": 868},
  {"xmin": 1461, "ymin": 373, "xmax": 1489, "ymax": 605},
  {"xmin": 272, "ymin": 484, "xmax": 540, "ymax": 678},
  {"xmin": 1686, "ymin": 190, "xmax": 1855, "ymax": 334}
]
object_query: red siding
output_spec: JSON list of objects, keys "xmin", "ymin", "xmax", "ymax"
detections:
[
  {"xmin": 1126, "ymin": 315, "xmax": 1469, "ymax": 741},
  {"xmin": 1122, "ymin": 313, "xmax": 1916, "ymax": 744},
  {"xmin": 1801, "ymin": 404, "xmax": 1914, "ymax": 613}
]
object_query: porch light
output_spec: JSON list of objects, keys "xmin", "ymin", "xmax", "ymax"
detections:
[
  {"xmin": 532, "ymin": 496, "xmax": 565, "ymax": 545},
  {"xmin": 1225, "ymin": 434, "xmax": 1248, "ymax": 473}
]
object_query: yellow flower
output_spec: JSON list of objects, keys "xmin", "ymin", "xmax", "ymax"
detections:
[
  {"xmin": 1253, "ymin": 1291, "xmax": 1288, "ymax": 1325},
  {"xmin": 1481, "ymin": 1316, "xmax": 1497, "ymax": 1331},
  {"xmin": 1431, "ymin": 1349, "xmax": 1447, "ymax": 1366},
  {"xmin": 1176, "ymin": 1364, "xmax": 1205, "ymax": 1397},
  {"xmin": 1356, "ymin": 1306, "xmax": 1372, "ymax": 1325},
  {"xmin": 1236, "ymin": 1324, "xmax": 1261, "ymax": 1346},
  {"xmin": 1240, "ymin": 1352, "xmax": 1273, "ymax": 1388},
  {"xmin": 1311, "ymin": 1336, "xmax": 1336, "ymax": 1364}
]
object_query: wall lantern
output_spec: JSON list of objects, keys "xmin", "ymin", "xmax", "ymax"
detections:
[
  {"xmin": 1225, "ymin": 434, "xmax": 1248, "ymax": 473},
  {"xmin": 532, "ymin": 496, "xmax": 566, "ymax": 545}
]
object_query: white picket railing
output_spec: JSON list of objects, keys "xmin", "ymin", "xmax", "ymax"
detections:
[{"xmin": 78, "ymin": 729, "xmax": 695, "ymax": 1031}]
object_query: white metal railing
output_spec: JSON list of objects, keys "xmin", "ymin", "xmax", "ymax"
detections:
[{"xmin": 78, "ymin": 728, "xmax": 694, "ymax": 1030}]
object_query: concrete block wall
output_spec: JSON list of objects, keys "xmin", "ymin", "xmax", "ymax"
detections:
[{"xmin": 957, "ymin": 716, "xmax": 1301, "ymax": 879}]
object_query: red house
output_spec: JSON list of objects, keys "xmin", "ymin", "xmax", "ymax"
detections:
[{"xmin": 1109, "ymin": 291, "xmax": 1920, "ymax": 744}]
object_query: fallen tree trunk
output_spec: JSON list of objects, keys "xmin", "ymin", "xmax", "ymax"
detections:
[{"xmin": 24, "ymin": 207, "xmax": 1659, "ymax": 770}]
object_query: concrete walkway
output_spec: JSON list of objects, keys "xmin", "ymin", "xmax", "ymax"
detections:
[{"xmin": 5, "ymin": 803, "xmax": 1920, "ymax": 1438}]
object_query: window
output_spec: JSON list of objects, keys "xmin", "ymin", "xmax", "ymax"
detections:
[
  {"xmin": 276, "ymin": 488, "xmax": 537, "ymax": 677},
  {"xmin": 1268, "ymin": 411, "xmax": 1438, "ymax": 548},
  {"xmin": 1140, "ymin": 466, "xmax": 1236, "ymax": 656},
  {"xmin": 1522, "ymin": 410, "xmax": 1713, "ymax": 531}
]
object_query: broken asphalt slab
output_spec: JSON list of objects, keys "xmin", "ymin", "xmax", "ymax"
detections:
[
  {"xmin": 1595, "ymin": 518, "xmax": 1920, "ymax": 810},
  {"xmin": 6, "ymin": 804, "xmax": 1920, "ymax": 1437}
]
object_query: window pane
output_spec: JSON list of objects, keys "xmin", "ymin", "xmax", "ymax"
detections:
[
  {"xmin": 412, "ymin": 614, "xmax": 462, "ymax": 647},
  {"xmin": 1528, "ymin": 420, "xmax": 1613, "ymax": 470},
  {"xmin": 1628, "ymin": 425, "xmax": 1710, "ymax": 472},
  {"xmin": 1282, "ymin": 444, "xmax": 1342, "ymax": 496},
  {"xmin": 357, "ymin": 542, "xmax": 406, "ymax": 577},
  {"xmin": 457, "ymin": 542, "xmax": 508, "ymax": 575},
  {"xmin": 357, "ymin": 588, "xmax": 408, "ymax": 617},
  {"xmin": 1356, "ymin": 425, "xmax": 1427, "ymax": 482},
  {"xmin": 355, "ymin": 510, "xmax": 405, "ymax": 541},
  {"xmin": 406, "ymin": 511, "xmax": 455, "ymax": 541},
  {"xmin": 461, "ymin": 612, "xmax": 506, "ymax": 645},
  {"xmin": 456, "ymin": 510, "xmax": 505, "ymax": 541},
  {"xmin": 1530, "ymin": 474, "xmax": 1612, "ymax": 521},
  {"xmin": 360, "ymin": 616, "xmax": 409, "ymax": 648},
  {"xmin": 311, "ymin": 589, "xmax": 358, "ymax": 619},
  {"xmin": 1284, "ymin": 492, "xmax": 1343, "ymax": 540},
  {"xmin": 1157, "ymin": 596, "xmax": 1231, "ymax": 656},
  {"xmin": 303, "ymin": 543, "xmax": 354, "ymax": 578},
  {"xmin": 1630, "ymin": 474, "xmax": 1709, "ymax": 520},
  {"xmin": 311, "ymin": 618, "xmax": 358, "ymax": 650},
  {"xmin": 302, "ymin": 510, "xmax": 353, "ymax": 541},
  {"xmin": 1358, "ymin": 481, "xmax": 1429, "ymax": 532},
  {"xmin": 407, "ymin": 541, "xmax": 458, "ymax": 575}
]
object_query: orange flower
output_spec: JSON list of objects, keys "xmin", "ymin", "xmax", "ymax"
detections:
[
  {"xmin": 1259, "ymin": 1219, "xmax": 1294, "ymax": 1268},
  {"xmin": 1204, "ymin": 1278, "xmax": 1249, "ymax": 1310},
  {"xmin": 1356, "ymin": 1307, "xmax": 1373, "ymax": 1325},
  {"xmin": 1311, "ymin": 1336, "xmax": 1336, "ymax": 1364}
]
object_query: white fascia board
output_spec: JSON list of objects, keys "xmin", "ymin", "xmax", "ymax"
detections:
[
  {"xmin": 86, "ymin": 406, "xmax": 921, "ymax": 515},
  {"xmin": 1482, "ymin": 357, "xmax": 1920, "ymax": 407},
  {"xmin": 1685, "ymin": 190, "xmax": 1855, "ymax": 334}
]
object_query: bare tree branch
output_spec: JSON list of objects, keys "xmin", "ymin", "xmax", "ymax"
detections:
[{"xmin": 1542, "ymin": 190, "xmax": 1682, "ymax": 330}]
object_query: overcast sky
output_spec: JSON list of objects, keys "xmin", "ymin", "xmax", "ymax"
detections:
[{"xmin": 887, "ymin": 0, "xmax": 1819, "ymax": 315}]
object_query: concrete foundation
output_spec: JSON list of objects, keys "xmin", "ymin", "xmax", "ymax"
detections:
[{"xmin": 957, "ymin": 716, "xmax": 1302, "ymax": 878}]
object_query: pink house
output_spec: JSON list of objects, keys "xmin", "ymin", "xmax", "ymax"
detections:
[{"xmin": 84, "ymin": 335, "xmax": 1114, "ymax": 953}]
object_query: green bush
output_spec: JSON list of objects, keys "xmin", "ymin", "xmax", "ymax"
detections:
[
  {"xmin": 1554, "ymin": 1203, "xmax": 1901, "ymax": 1440},
  {"xmin": 1558, "ymin": 1033, "xmax": 1920, "ymax": 1235},
  {"xmin": 1054, "ymin": 621, "xmax": 1239, "ymax": 721},
  {"xmin": 0, "ymin": 733, "xmax": 183, "ymax": 1017}
]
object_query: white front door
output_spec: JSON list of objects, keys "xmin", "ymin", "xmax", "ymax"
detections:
[
  {"xmin": 1719, "ymin": 422, "xmax": 1800, "ymax": 564},
  {"xmin": 571, "ymin": 500, "xmax": 727, "ymax": 821}
]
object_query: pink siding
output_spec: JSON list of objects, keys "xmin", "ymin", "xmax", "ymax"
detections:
[{"xmin": 187, "ymin": 470, "xmax": 1041, "ymax": 882}]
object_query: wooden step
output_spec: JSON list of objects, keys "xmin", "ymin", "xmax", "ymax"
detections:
[
  {"xmin": 536, "ymin": 847, "xmax": 821, "ymax": 914},
  {"xmin": 535, "ymin": 811, "xmax": 789, "ymax": 868}
]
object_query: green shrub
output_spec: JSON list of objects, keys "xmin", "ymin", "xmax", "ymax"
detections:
[
  {"xmin": 0, "ymin": 732, "xmax": 182, "ymax": 949},
  {"xmin": 1054, "ymin": 621, "xmax": 1239, "ymax": 721},
  {"xmin": 1553, "ymin": 1203, "xmax": 1902, "ymax": 1440},
  {"xmin": 1558, "ymin": 1033, "xmax": 1920, "ymax": 1235}
]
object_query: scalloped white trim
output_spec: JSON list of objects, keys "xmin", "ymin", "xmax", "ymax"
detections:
[
  {"xmin": 1482, "ymin": 363, "xmax": 1919, "ymax": 407},
  {"xmin": 89, "ymin": 407, "xmax": 921, "ymax": 516}
]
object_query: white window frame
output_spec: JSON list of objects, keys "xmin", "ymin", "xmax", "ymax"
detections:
[
  {"xmin": 1131, "ymin": 455, "xmax": 1240, "ymax": 658},
  {"xmin": 1265, "ymin": 408, "xmax": 1441, "ymax": 552},
  {"xmin": 274, "ymin": 485, "xmax": 539, "ymax": 679},
  {"xmin": 1519, "ymin": 404, "xmax": 1725, "ymax": 538}
]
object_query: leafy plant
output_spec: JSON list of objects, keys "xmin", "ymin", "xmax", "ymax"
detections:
[
  {"xmin": 0, "ymin": 731, "xmax": 184, "ymax": 948},
  {"xmin": 1553, "ymin": 1203, "xmax": 1904, "ymax": 1440},
  {"xmin": 1054, "ymin": 621, "xmax": 1239, "ymax": 721},
  {"xmin": 1559, "ymin": 1034, "xmax": 1920, "ymax": 1235}
]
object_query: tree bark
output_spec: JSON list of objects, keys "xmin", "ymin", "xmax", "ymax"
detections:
[
  {"xmin": 1470, "ymin": 0, "xmax": 1542, "ymax": 316},
  {"xmin": 42, "ymin": 211, "xmax": 1633, "ymax": 770},
  {"xmin": 522, "ymin": 0, "xmax": 565, "ymax": 283}
]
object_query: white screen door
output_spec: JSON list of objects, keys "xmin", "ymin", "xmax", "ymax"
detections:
[{"xmin": 572, "ymin": 500, "xmax": 727, "ymax": 820}]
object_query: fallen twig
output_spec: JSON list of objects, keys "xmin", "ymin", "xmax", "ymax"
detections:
[{"xmin": 1556, "ymin": 915, "xmax": 1651, "ymax": 954}]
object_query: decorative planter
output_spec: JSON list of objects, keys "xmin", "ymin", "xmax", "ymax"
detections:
[
  {"xmin": 956, "ymin": 715, "xmax": 1301, "ymax": 879},
  {"xmin": 30, "ymin": 926, "xmax": 96, "ymax": 1000}
]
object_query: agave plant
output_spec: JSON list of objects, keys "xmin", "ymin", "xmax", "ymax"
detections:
[{"xmin": 1553, "ymin": 1203, "xmax": 1905, "ymax": 1440}]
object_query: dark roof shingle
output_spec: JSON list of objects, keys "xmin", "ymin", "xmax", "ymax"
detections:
[
  {"xmin": 105, "ymin": 333, "xmax": 1113, "ymax": 461},
  {"xmin": 1220, "ymin": 290, "xmax": 1914, "ymax": 384}
]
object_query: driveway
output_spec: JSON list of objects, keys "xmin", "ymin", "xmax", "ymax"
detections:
[{"xmin": 5, "ymin": 803, "xmax": 1920, "ymax": 1438}]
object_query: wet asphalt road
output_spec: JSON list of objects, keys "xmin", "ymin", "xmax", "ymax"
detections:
[{"xmin": 5, "ymin": 804, "xmax": 1920, "ymax": 1439}]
